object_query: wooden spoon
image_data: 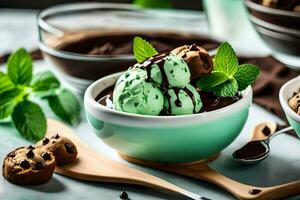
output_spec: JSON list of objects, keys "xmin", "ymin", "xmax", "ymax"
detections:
[
  {"xmin": 120, "ymin": 122, "xmax": 300, "ymax": 200},
  {"xmin": 46, "ymin": 119, "xmax": 208, "ymax": 200}
]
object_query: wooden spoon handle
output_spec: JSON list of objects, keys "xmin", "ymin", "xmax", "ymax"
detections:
[
  {"xmin": 119, "ymin": 153, "xmax": 300, "ymax": 200},
  {"xmin": 187, "ymin": 167, "xmax": 300, "ymax": 200}
]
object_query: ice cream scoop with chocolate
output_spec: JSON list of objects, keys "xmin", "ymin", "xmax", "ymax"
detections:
[{"xmin": 96, "ymin": 37, "xmax": 260, "ymax": 116}]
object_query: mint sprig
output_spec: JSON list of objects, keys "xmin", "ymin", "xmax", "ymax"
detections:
[
  {"xmin": 234, "ymin": 64, "xmax": 260, "ymax": 91},
  {"xmin": 31, "ymin": 71, "xmax": 60, "ymax": 92},
  {"xmin": 47, "ymin": 89, "xmax": 81, "ymax": 124},
  {"xmin": 0, "ymin": 72, "xmax": 14, "ymax": 95},
  {"xmin": 0, "ymin": 48, "xmax": 81, "ymax": 141},
  {"xmin": 12, "ymin": 101, "xmax": 47, "ymax": 141},
  {"xmin": 7, "ymin": 48, "xmax": 32, "ymax": 85},
  {"xmin": 197, "ymin": 42, "xmax": 260, "ymax": 97},
  {"xmin": 133, "ymin": 36, "xmax": 158, "ymax": 63}
]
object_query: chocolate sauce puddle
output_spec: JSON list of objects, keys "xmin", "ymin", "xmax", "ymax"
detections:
[{"xmin": 232, "ymin": 140, "xmax": 270, "ymax": 161}]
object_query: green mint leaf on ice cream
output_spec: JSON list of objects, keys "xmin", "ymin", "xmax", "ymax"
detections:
[
  {"xmin": 133, "ymin": 36, "xmax": 158, "ymax": 63},
  {"xmin": 0, "ymin": 48, "xmax": 81, "ymax": 141},
  {"xmin": 213, "ymin": 42, "xmax": 238, "ymax": 76},
  {"xmin": 234, "ymin": 64, "xmax": 260, "ymax": 91},
  {"xmin": 197, "ymin": 42, "xmax": 260, "ymax": 97}
]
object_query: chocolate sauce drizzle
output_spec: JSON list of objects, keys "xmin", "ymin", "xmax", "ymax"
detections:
[
  {"xmin": 173, "ymin": 88, "xmax": 183, "ymax": 107},
  {"xmin": 140, "ymin": 53, "xmax": 170, "ymax": 92},
  {"xmin": 139, "ymin": 53, "xmax": 197, "ymax": 114},
  {"xmin": 183, "ymin": 87, "xmax": 197, "ymax": 113}
]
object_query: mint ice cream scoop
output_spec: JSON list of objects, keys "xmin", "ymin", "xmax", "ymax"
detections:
[
  {"xmin": 138, "ymin": 53, "xmax": 191, "ymax": 90},
  {"xmin": 164, "ymin": 84, "xmax": 202, "ymax": 115},
  {"xmin": 113, "ymin": 68, "xmax": 164, "ymax": 115}
]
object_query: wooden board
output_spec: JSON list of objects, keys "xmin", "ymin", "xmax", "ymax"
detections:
[
  {"xmin": 47, "ymin": 119, "xmax": 300, "ymax": 200},
  {"xmin": 46, "ymin": 119, "xmax": 202, "ymax": 200}
]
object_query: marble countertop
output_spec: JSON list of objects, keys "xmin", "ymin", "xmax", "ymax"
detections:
[{"xmin": 1, "ymin": 8, "xmax": 300, "ymax": 200}]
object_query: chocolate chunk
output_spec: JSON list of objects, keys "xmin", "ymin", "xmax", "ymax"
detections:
[
  {"xmin": 20, "ymin": 160, "xmax": 30, "ymax": 169},
  {"xmin": 119, "ymin": 191, "xmax": 129, "ymax": 200},
  {"xmin": 249, "ymin": 189, "xmax": 262, "ymax": 195},
  {"xmin": 26, "ymin": 149, "xmax": 34, "ymax": 158},
  {"xmin": 52, "ymin": 134, "xmax": 60, "ymax": 139},
  {"xmin": 28, "ymin": 145, "xmax": 35, "ymax": 150},
  {"xmin": 261, "ymin": 126, "xmax": 271, "ymax": 136},
  {"xmin": 42, "ymin": 152, "xmax": 51, "ymax": 161},
  {"xmin": 188, "ymin": 44, "xmax": 198, "ymax": 51},
  {"xmin": 35, "ymin": 162, "xmax": 44, "ymax": 170},
  {"xmin": 42, "ymin": 138, "xmax": 49, "ymax": 145},
  {"xmin": 65, "ymin": 143, "xmax": 75, "ymax": 154}
]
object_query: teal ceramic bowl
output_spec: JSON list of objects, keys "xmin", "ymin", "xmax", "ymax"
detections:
[
  {"xmin": 84, "ymin": 72, "xmax": 253, "ymax": 163},
  {"xmin": 280, "ymin": 76, "xmax": 300, "ymax": 137}
]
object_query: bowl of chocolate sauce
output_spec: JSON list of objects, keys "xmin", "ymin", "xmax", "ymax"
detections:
[{"xmin": 38, "ymin": 3, "xmax": 219, "ymax": 93}]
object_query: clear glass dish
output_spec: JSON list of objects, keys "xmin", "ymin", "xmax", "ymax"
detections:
[{"xmin": 37, "ymin": 3, "xmax": 217, "ymax": 93}]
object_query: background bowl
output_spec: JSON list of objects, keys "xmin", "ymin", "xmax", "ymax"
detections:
[
  {"xmin": 245, "ymin": 0, "xmax": 300, "ymax": 68},
  {"xmin": 38, "ymin": 3, "xmax": 219, "ymax": 93},
  {"xmin": 280, "ymin": 76, "xmax": 300, "ymax": 137},
  {"xmin": 84, "ymin": 72, "xmax": 252, "ymax": 163}
]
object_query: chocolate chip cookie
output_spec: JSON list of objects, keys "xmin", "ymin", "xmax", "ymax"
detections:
[
  {"xmin": 2, "ymin": 146, "xmax": 55, "ymax": 185},
  {"xmin": 36, "ymin": 134, "xmax": 77, "ymax": 166}
]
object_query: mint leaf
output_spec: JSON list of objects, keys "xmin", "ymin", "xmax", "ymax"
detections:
[
  {"xmin": 133, "ymin": 0, "xmax": 172, "ymax": 8},
  {"xmin": 12, "ymin": 101, "xmax": 46, "ymax": 141},
  {"xmin": 214, "ymin": 78, "xmax": 238, "ymax": 97},
  {"xmin": 197, "ymin": 71, "xmax": 229, "ymax": 91},
  {"xmin": 214, "ymin": 42, "xmax": 238, "ymax": 76},
  {"xmin": 133, "ymin": 36, "xmax": 158, "ymax": 63},
  {"xmin": 234, "ymin": 64, "xmax": 260, "ymax": 91},
  {"xmin": 7, "ymin": 48, "xmax": 32, "ymax": 85},
  {"xmin": 31, "ymin": 71, "xmax": 60, "ymax": 92},
  {"xmin": 47, "ymin": 89, "xmax": 81, "ymax": 124},
  {"xmin": 0, "ymin": 89, "xmax": 22, "ymax": 119},
  {"xmin": 0, "ymin": 72, "xmax": 14, "ymax": 95}
]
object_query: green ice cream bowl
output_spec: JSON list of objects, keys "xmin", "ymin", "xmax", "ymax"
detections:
[
  {"xmin": 280, "ymin": 76, "xmax": 300, "ymax": 137},
  {"xmin": 84, "ymin": 72, "xmax": 253, "ymax": 163}
]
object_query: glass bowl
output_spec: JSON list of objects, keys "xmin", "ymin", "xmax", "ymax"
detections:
[
  {"xmin": 245, "ymin": 0, "xmax": 300, "ymax": 69},
  {"xmin": 37, "ymin": 3, "xmax": 219, "ymax": 93}
]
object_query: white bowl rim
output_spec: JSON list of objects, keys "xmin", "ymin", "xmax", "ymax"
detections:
[
  {"xmin": 84, "ymin": 72, "xmax": 252, "ymax": 127},
  {"xmin": 279, "ymin": 76, "xmax": 300, "ymax": 122}
]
